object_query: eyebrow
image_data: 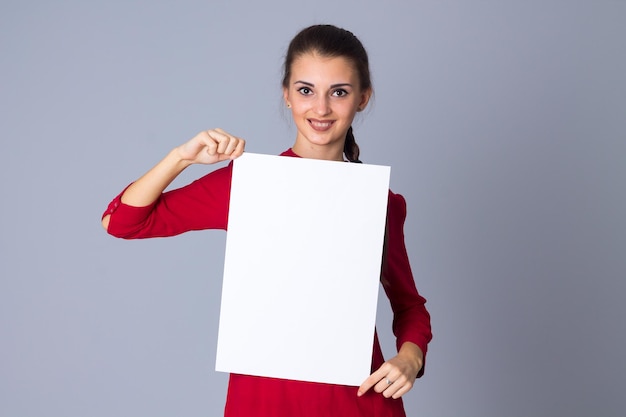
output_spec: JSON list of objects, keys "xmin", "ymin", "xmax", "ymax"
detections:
[{"xmin": 294, "ymin": 80, "xmax": 353, "ymax": 89}]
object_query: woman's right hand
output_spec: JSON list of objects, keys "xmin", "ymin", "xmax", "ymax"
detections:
[
  {"xmin": 103, "ymin": 128, "xmax": 245, "ymax": 231},
  {"xmin": 176, "ymin": 128, "xmax": 246, "ymax": 165}
]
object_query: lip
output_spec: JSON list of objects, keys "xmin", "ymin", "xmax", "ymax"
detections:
[{"xmin": 308, "ymin": 119, "xmax": 335, "ymax": 132}]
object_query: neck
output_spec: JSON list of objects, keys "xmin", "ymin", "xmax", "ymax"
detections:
[{"xmin": 291, "ymin": 141, "xmax": 344, "ymax": 162}]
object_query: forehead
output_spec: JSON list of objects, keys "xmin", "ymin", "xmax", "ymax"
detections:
[{"xmin": 289, "ymin": 52, "xmax": 359, "ymax": 85}]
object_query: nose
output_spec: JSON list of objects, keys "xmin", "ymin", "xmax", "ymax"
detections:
[{"xmin": 313, "ymin": 96, "xmax": 331, "ymax": 116}]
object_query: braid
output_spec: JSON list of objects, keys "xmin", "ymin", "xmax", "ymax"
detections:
[{"xmin": 343, "ymin": 126, "xmax": 362, "ymax": 163}]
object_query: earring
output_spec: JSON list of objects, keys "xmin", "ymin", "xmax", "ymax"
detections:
[{"xmin": 286, "ymin": 103, "xmax": 291, "ymax": 108}]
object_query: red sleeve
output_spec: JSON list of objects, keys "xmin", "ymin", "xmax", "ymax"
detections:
[
  {"xmin": 102, "ymin": 163, "xmax": 232, "ymax": 239},
  {"xmin": 381, "ymin": 191, "xmax": 432, "ymax": 377}
]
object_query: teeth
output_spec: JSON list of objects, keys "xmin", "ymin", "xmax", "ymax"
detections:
[{"xmin": 311, "ymin": 120, "xmax": 332, "ymax": 128}]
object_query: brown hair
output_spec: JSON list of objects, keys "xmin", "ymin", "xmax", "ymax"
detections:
[{"xmin": 282, "ymin": 25, "xmax": 372, "ymax": 163}]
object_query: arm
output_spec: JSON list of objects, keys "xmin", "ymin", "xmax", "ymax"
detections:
[
  {"xmin": 382, "ymin": 192, "xmax": 432, "ymax": 364},
  {"xmin": 102, "ymin": 129, "xmax": 245, "ymax": 237},
  {"xmin": 359, "ymin": 192, "xmax": 432, "ymax": 399}
]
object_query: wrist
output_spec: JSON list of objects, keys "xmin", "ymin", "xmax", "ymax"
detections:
[
  {"xmin": 398, "ymin": 342, "xmax": 424, "ymax": 372},
  {"xmin": 169, "ymin": 147, "xmax": 194, "ymax": 169}
]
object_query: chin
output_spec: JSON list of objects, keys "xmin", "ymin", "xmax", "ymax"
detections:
[{"xmin": 304, "ymin": 132, "xmax": 343, "ymax": 147}]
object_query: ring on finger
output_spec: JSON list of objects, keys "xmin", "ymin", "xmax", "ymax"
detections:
[{"xmin": 385, "ymin": 378, "xmax": 393, "ymax": 385}]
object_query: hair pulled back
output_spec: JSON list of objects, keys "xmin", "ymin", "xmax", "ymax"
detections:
[{"xmin": 282, "ymin": 25, "xmax": 372, "ymax": 163}]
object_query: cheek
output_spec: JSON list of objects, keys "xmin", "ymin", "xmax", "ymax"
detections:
[
  {"xmin": 340, "ymin": 102, "xmax": 360, "ymax": 118},
  {"xmin": 291, "ymin": 103, "xmax": 305, "ymax": 114}
]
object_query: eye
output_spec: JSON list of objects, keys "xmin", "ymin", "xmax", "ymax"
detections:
[
  {"xmin": 332, "ymin": 88, "xmax": 349, "ymax": 97},
  {"xmin": 297, "ymin": 87, "xmax": 313, "ymax": 95}
]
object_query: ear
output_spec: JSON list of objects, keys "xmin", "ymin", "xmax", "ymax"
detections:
[
  {"xmin": 357, "ymin": 87, "xmax": 372, "ymax": 112},
  {"xmin": 283, "ymin": 87, "xmax": 290, "ymax": 108}
]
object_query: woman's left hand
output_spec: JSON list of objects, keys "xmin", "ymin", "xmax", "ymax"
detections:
[{"xmin": 357, "ymin": 342, "xmax": 424, "ymax": 399}]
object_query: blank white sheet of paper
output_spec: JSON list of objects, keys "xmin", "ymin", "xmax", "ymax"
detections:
[{"xmin": 215, "ymin": 152, "xmax": 390, "ymax": 386}]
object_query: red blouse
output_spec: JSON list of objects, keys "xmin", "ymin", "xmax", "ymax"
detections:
[{"xmin": 103, "ymin": 149, "xmax": 432, "ymax": 417}]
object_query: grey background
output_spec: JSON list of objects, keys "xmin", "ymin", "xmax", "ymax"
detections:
[{"xmin": 1, "ymin": 1, "xmax": 625, "ymax": 416}]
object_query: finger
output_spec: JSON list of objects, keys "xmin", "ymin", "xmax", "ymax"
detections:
[
  {"xmin": 201, "ymin": 131, "xmax": 221, "ymax": 155},
  {"xmin": 357, "ymin": 369, "xmax": 385, "ymax": 396},
  {"xmin": 210, "ymin": 129, "xmax": 240, "ymax": 155},
  {"xmin": 357, "ymin": 363, "xmax": 389, "ymax": 396},
  {"xmin": 390, "ymin": 381, "xmax": 413, "ymax": 399},
  {"xmin": 203, "ymin": 129, "xmax": 227, "ymax": 143},
  {"xmin": 382, "ymin": 372, "xmax": 412, "ymax": 399},
  {"xmin": 211, "ymin": 128, "xmax": 232, "ymax": 143},
  {"xmin": 216, "ymin": 137, "xmax": 244, "ymax": 162},
  {"xmin": 222, "ymin": 135, "xmax": 241, "ymax": 155},
  {"xmin": 357, "ymin": 380, "xmax": 374, "ymax": 397},
  {"xmin": 378, "ymin": 365, "xmax": 412, "ymax": 394},
  {"xmin": 374, "ymin": 375, "xmax": 397, "ymax": 394},
  {"xmin": 230, "ymin": 138, "xmax": 246, "ymax": 159},
  {"xmin": 216, "ymin": 136, "xmax": 231, "ymax": 154}
]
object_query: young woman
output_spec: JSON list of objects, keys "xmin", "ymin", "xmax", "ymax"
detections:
[{"xmin": 102, "ymin": 24, "xmax": 432, "ymax": 417}]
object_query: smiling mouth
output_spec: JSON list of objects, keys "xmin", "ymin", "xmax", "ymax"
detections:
[{"xmin": 308, "ymin": 119, "xmax": 335, "ymax": 131}]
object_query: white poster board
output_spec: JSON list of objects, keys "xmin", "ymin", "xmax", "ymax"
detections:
[{"xmin": 215, "ymin": 153, "xmax": 390, "ymax": 386}]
